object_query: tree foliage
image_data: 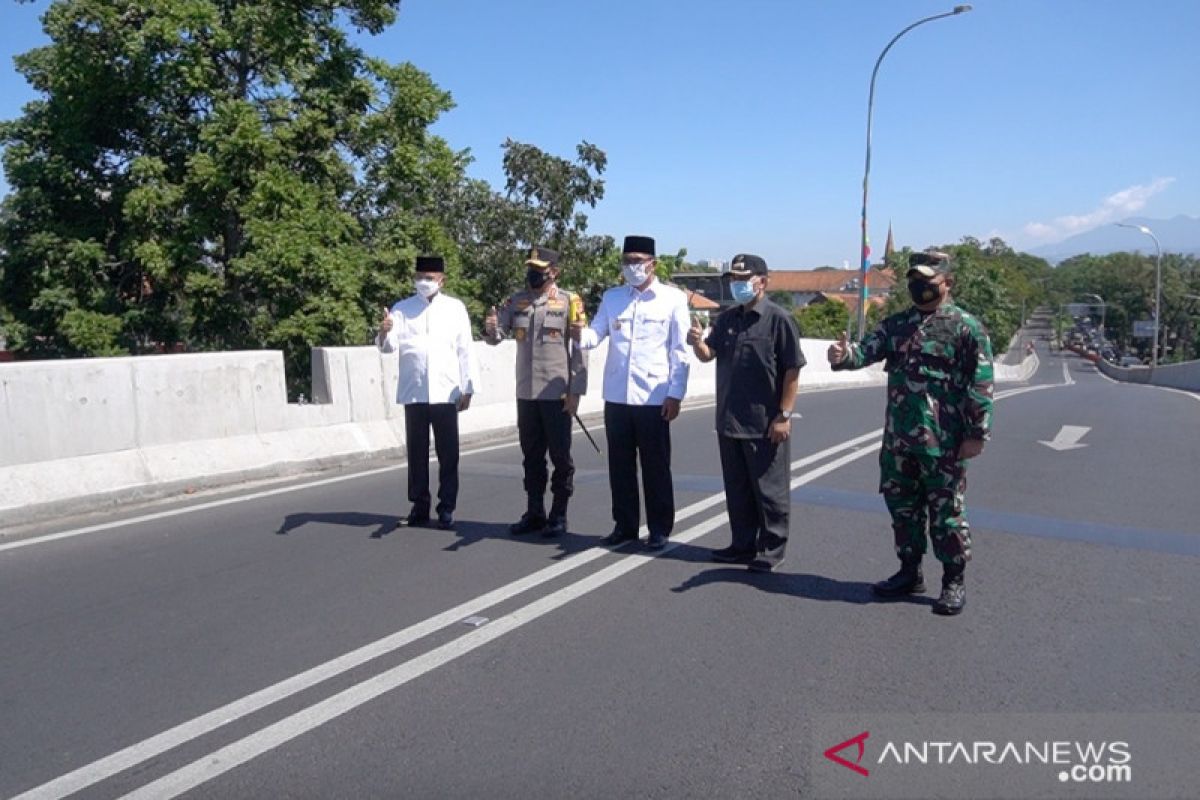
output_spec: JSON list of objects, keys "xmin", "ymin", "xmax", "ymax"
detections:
[
  {"xmin": 1049, "ymin": 251, "xmax": 1199, "ymax": 361},
  {"xmin": 792, "ymin": 299, "xmax": 850, "ymax": 340},
  {"xmin": 875, "ymin": 237, "xmax": 1052, "ymax": 352},
  {"xmin": 0, "ymin": 1, "xmax": 626, "ymax": 395},
  {"xmin": 449, "ymin": 139, "xmax": 616, "ymax": 320}
]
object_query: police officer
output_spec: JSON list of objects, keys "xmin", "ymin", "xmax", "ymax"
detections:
[
  {"xmin": 688, "ymin": 254, "xmax": 804, "ymax": 572},
  {"xmin": 828, "ymin": 249, "xmax": 994, "ymax": 616},
  {"xmin": 485, "ymin": 246, "xmax": 588, "ymax": 537}
]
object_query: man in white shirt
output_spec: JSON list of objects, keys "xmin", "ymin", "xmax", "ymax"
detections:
[
  {"xmin": 572, "ymin": 235, "xmax": 691, "ymax": 550},
  {"xmin": 377, "ymin": 256, "xmax": 478, "ymax": 530}
]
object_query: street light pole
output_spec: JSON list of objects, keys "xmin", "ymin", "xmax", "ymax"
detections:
[
  {"xmin": 1115, "ymin": 222, "xmax": 1164, "ymax": 367},
  {"xmin": 856, "ymin": 5, "xmax": 972, "ymax": 340}
]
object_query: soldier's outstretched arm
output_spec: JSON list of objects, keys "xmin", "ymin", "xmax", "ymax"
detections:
[
  {"xmin": 962, "ymin": 321, "xmax": 995, "ymax": 444},
  {"xmin": 832, "ymin": 322, "xmax": 890, "ymax": 370}
]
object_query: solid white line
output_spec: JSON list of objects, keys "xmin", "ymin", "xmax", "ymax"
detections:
[
  {"xmin": 117, "ymin": 445, "xmax": 882, "ymax": 800},
  {"xmin": 0, "ymin": 402, "xmax": 707, "ymax": 554},
  {"xmin": 1062, "ymin": 362, "xmax": 1075, "ymax": 386},
  {"xmin": 1053, "ymin": 359, "xmax": 1198, "ymax": 405},
  {"xmin": 11, "ymin": 426, "xmax": 880, "ymax": 800},
  {"xmin": 1150, "ymin": 384, "xmax": 1200, "ymax": 404}
]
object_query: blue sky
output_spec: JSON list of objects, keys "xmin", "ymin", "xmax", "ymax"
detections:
[{"xmin": 2, "ymin": 0, "xmax": 1198, "ymax": 267}]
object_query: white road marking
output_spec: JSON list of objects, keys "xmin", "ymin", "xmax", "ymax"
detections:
[
  {"xmin": 1062, "ymin": 362, "xmax": 1075, "ymax": 385},
  {"xmin": 1039, "ymin": 425, "xmax": 1092, "ymax": 451},
  {"xmin": 10, "ymin": 427, "xmax": 880, "ymax": 800},
  {"xmin": 116, "ymin": 445, "xmax": 883, "ymax": 800},
  {"xmin": 15, "ymin": 384, "xmax": 1071, "ymax": 799},
  {"xmin": 1062, "ymin": 358, "xmax": 1198, "ymax": 404}
]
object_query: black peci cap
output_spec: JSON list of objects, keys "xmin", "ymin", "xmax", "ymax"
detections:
[
  {"xmin": 415, "ymin": 255, "xmax": 445, "ymax": 273},
  {"xmin": 622, "ymin": 235, "xmax": 656, "ymax": 257}
]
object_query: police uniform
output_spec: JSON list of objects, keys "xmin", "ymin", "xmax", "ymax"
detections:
[
  {"xmin": 485, "ymin": 246, "xmax": 588, "ymax": 536},
  {"xmin": 832, "ymin": 250, "xmax": 993, "ymax": 614}
]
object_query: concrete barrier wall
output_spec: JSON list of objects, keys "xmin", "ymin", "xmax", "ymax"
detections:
[
  {"xmin": 1, "ymin": 337, "xmax": 1033, "ymax": 528},
  {"xmin": 1095, "ymin": 356, "xmax": 1200, "ymax": 391}
]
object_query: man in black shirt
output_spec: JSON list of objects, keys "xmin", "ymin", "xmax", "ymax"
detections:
[{"xmin": 688, "ymin": 253, "xmax": 805, "ymax": 571}]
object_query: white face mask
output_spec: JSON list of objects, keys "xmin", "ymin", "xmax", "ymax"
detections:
[
  {"xmin": 623, "ymin": 262, "xmax": 651, "ymax": 287},
  {"xmin": 414, "ymin": 278, "xmax": 439, "ymax": 298}
]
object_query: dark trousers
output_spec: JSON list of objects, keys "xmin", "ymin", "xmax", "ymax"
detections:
[
  {"xmin": 517, "ymin": 398, "xmax": 575, "ymax": 517},
  {"xmin": 717, "ymin": 433, "xmax": 790, "ymax": 557},
  {"xmin": 604, "ymin": 402, "xmax": 674, "ymax": 538},
  {"xmin": 404, "ymin": 402, "xmax": 459, "ymax": 515}
]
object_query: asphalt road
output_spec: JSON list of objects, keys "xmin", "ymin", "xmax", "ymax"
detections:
[{"xmin": 2, "ymin": 346, "xmax": 1198, "ymax": 799}]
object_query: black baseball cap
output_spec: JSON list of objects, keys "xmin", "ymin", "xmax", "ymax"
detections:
[
  {"xmin": 525, "ymin": 246, "xmax": 560, "ymax": 270},
  {"xmin": 729, "ymin": 253, "xmax": 768, "ymax": 277}
]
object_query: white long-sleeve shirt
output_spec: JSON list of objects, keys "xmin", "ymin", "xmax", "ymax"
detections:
[
  {"xmin": 377, "ymin": 292, "xmax": 479, "ymax": 405},
  {"xmin": 578, "ymin": 279, "xmax": 691, "ymax": 405}
]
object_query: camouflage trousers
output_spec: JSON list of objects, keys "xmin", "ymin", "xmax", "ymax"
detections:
[{"xmin": 878, "ymin": 448, "xmax": 971, "ymax": 566}]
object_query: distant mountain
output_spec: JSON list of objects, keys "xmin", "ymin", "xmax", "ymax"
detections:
[{"xmin": 1030, "ymin": 215, "xmax": 1200, "ymax": 263}]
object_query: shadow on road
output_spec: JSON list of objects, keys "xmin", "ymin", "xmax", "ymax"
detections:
[
  {"xmin": 670, "ymin": 564, "xmax": 933, "ymax": 607},
  {"xmin": 275, "ymin": 511, "xmax": 399, "ymax": 539},
  {"xmin": 440, "ymin": 520, "xmax": 598, "ymax": 559}
]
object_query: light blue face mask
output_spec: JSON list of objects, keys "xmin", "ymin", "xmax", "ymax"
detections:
[{"xmin": 730, "ymin": 279, "xmax": 758, "ymax": 305}]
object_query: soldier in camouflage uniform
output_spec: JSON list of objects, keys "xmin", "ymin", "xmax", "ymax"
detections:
[
  {"xmin": 828, "ymin": 250, "xmax": 994, "ymax": 615},
  {"xmin": 485, "ymin": 246, "xmax": 588, "ymax": 537}
]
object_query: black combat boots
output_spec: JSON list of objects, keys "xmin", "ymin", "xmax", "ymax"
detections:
[
  {"xmin": 932, "ymin": 563, "xmax": 966, "ymax": 616},
  {"xmin": 871, "ymin": 556, "xmax": 926, "ymax": 598},
  {"xmin": 509, "ymin": 497, "xmax": 546, "ymax": 536},
  {"xmin": 543, "ymin": 495, "xmax": 569, "ymax": 537}
]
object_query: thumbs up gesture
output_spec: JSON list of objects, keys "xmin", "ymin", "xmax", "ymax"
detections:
[
  {"xmin": 379, "ymin": 306, "xmax": 393, "ymax": 335},
  {"xmin": 827, "ymin": 330, "xmax": 850, "ymax": 365},
  {"xmin": 485, "ymin": 305, "xmax": 498, "ymax": 336},
  {"xmin": 686, "ymin": 316, "xmax": 704, "ymax": 346}
]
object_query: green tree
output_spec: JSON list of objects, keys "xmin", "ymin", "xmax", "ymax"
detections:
[
  {"xmin": 0, "ymin": 0, "xmax": 468, "ymax": 395},
  {"xmin": 871, "ymin": 237, "xmax": 1048, "ymax": 351},
  {"xmin": 1051, "ymin": 251, "xmax": 1199, "ymax": 360},
  {"xmin": 449, "ymin": 139, "xmax": 615, "ymax": 322},
  {"xmin": 793, "ymin": 299, "xmax": 850, "ymax": 340}
]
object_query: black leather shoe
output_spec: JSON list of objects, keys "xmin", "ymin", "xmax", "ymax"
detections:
[
  {"xmin": 542, "ymin": 516, "xmax": 567, "ymax": 537},
  {"xmin": 437, "ymin": 511, "xmax": 454, "ymax": 530},
  {"xmin": 711, "ymin": 546, "xmax": 755, "ymax": 563},
  {"xmin": 644, "ymin": 532, "xmax": 668, "ymax": 551},
  {"xmin": 406, "ymin": 508, "xmax": 431, "ymax": 527},
  {"xmin": 748, "ymin": 555, "xmax": 785, "ymax": 573},
  {"xmin": 932, "ymin": 570, "xmax": 965, "ymax": 616},
  {"xmin": 599, "ymin": 528, "xmax": 638, "ymax": 547},
  {"xmin": 871, "ymin": 562, "xmax": 925, "ymax": 598},
  {"xmin": 509, "ymin": 512, "xmax": 546, "ymax": 536}
]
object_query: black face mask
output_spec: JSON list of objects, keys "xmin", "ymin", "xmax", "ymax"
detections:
[
  {"xmin": 527, "ymin": 269, "xmax": 549, "ymax": 289},
  {"xmin": 908, "ymin": 278, "xmax": 941, "ymax": 306}
]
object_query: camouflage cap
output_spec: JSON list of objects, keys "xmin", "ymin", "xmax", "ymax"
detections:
[{"xmin": 906, "ymin": 250, "xmax": 951, "ymax": 279}]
